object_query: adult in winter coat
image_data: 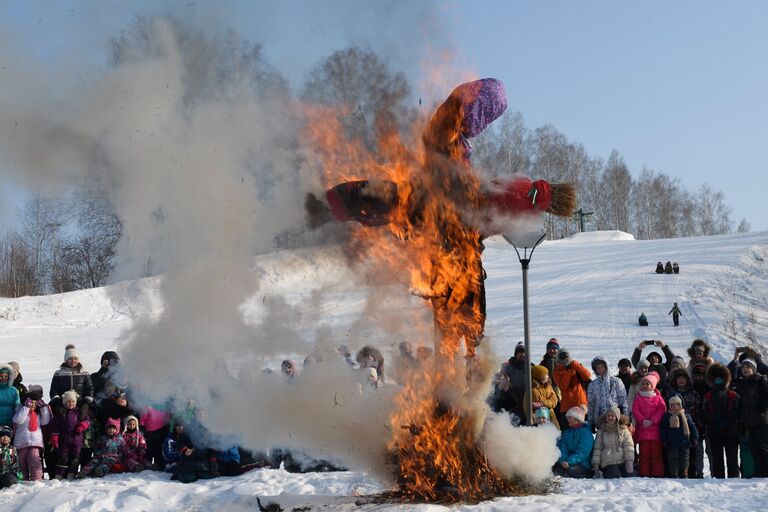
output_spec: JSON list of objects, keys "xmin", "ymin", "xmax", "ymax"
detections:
[
  {"xmin": 122, "ymin": 415, "xmax": 148, "ymax": 472},
  {"xmin": 0, "ymin": 425, "xmax": 22, "ymax": 489},
  {"xmin": 660, "ymin": 395, "xmax": 699, "ymax": 478},
  {"xmin": 555, "ymin": 406, "xmax": 594, "ymax": 478},
  {"xmin": 8, "ymin": 362, "xmax": 27, "ymax": 403},
  {"xmin": 617, "ymin": 359, "xmax": 633, "ymax": 394},
  {"xmin": 687, "ymin": 339, "xmax": 714, "ymax": 375},
  {"xmin": 525, "ymin": 365, "xmax": 560, "ymax": 430},
  {"xmin": 0, "ymin": 364, "xmax": 20, "ymax": 427},
  {"xmin": 51, "ymin": 390, "xmax": 89, "ymax": 480},
  {"xmin": 49, "ymin": 344, "xmax": 94, "ymax": 411},
  {"xmin": 587, "ymin": 356, "xmax": 628, "ymax": 425},
  {"xmin": 553, "ymin": 348, "xmax": 591, "ymax": 417},
  {"xmin": 591, "ymin": 405, "xmax": 634, "ymax": 478},
  {"xmin": 728, "ymin": 347, "xmax": 768, "ymax": 387},
  {"xmin": 737, "ymin": 358, "xmax": 768, "ymax": 477},
  {"xmin": 632, "ymin": 371, "xmax": 666, "ymax": 477},
  {"xmin": 631, "ymin": 340, "xmax": 675, "ymax": 393},
  {"xmin": 627, "ymin": 359, "xmax": 650, "ymax": 414},
  {"xmin": 91, "ymin": 351, "xmax": 120, "ymax": 403},
  {"xmin": 702, "ymin": 362, "xmax": 741, "ymax": 478},
  {"xmin": 487, "ymin": 372, "xmax": 518, "ymax": 420},
  {"xmin": 12, "ymin": 384, "xmax": 51, "ymax": 481},
  {"xmin": 502, "ymin": 343, "xmax": 529, "ymax": 424},
  {"xmin": 668, "ymin": 303, "xmax": 682, "ymax": 326}
]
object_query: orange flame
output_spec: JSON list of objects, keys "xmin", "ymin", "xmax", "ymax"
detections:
[{"xmin": 303, "ymin": 84, "xmax": 516, "ymax": 502}]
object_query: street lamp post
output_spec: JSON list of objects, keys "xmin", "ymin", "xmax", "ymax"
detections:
[{"xmin": 503, "ymin": 230, "xmax": 546, "ymax": 426}]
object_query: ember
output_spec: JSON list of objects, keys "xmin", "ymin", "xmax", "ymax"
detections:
[{"xmin": 304, "ymin": 78, "xmax": 575, "ymax": 502}]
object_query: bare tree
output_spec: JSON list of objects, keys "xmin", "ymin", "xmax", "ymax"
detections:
[
  {"xmin": 0, "ymin": 232, "xmax": 40, "ymax": 298},
  {"xmin": 737, "ymin": 218, "xmax": 751, "ymax": 233},
  {"xmin": 301, "ymin": 46, "xmax": 414, "ymax": 152}
]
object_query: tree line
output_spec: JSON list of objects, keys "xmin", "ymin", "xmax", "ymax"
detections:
[{"xmin": 0, "ymin": 29, "xmax": 747, "ymax": 297}]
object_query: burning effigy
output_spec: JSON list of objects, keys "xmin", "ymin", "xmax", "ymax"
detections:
[{"xmin": 305, "ymin": 78, "xmax": 575, "ymax": 502}]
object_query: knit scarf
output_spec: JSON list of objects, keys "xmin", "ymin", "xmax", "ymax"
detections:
[
  {"xmin": 669, "ymin": 409, "xmax": 690, "ymax": 437},
  {"xmin": 638, "ymin": 390, "xmax": 656, "ymax": 398},
  {"xmin": 28, "ymin": 408, "xmax": 39, "ymax": 432}
]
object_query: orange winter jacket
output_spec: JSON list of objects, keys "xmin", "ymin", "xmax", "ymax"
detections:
[{"xmin": 553, "ymin": 360, "xmax": 591, "ymax": 413}]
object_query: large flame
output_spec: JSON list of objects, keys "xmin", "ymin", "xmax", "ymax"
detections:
[{"xmin": 303, "ymin": 83, "xmax": 520, "ymax": 502}]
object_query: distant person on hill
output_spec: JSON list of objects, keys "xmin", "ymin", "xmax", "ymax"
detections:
[
  {"xmin": 638, "ymin": 313, "xmax": 648, "ymax": 326},
  {"xmin": 655, "ymin": 261, "xmax": 664, "ymax": 274},
  {"xmin": 673, "ymin": 262, "xmax": 680, "ymax": 274},
  {"xmin": 669, "ymin": 302, "xmax": 682, "ymax": 326},
  {"xmin": 664, "ymin": 261, "xmax": 673, "ymax": 274}
]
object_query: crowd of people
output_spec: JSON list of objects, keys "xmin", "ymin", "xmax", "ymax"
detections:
[
  {"xmin": 489, "ymin": 337, "xmax": 768, "ymax": 479},
  {"xmin": 1, "ymin": 336, "xmax": 766, "ymax": 489}
]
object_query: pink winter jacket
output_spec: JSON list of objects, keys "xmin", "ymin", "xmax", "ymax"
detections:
[
  {"xmin": 632, "ymin": 390, "xmax": 666, "ymax": 442},
  {"xmin": 139, "ymin": 407, "xmax": 170, "ymax": 433}
]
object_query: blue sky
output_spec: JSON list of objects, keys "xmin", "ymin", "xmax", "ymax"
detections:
[{"xmin": 2, "ymin": 0, "xmax": 766, "ymax": 229}]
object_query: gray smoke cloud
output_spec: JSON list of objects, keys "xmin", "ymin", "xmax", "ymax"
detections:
[{"xmin": 0, "ymin": 9, "xmax": 550, "ymax": 483}]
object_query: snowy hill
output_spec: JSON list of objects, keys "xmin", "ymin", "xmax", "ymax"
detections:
[{"xmin": 0, "ymin": 230, "xmax": 767, "ymax": 511}]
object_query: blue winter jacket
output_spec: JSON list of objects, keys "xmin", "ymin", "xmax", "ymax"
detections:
[
  {"xmin": 0, "ymin": 381, "xmax": 20, "ymax": 427},
  {"xmin": 660, "ymin": 412, "xmax": 699, "ymax": 449},
  {"xmin": 216, "ymin": 446, "xmax": 240, "ymax": 464},
  {"xmin": 557, "ymin": 424, "xmax": 594, "ymax": 469}
]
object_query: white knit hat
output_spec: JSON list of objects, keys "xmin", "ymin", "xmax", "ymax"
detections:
[
  {"xmin": 62, "ymin": 390, "xmax": 78, "ymax": 404},
  {"xmin": 64, "ymin": 344, "xmax": 79, "ymax": 362}
]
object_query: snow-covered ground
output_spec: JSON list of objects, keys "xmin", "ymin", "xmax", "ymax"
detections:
[{"xmin": 0, "ymin": 230, "xmax": 767, "ymax": 511}]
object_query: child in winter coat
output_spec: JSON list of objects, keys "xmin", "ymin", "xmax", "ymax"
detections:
[
  {"xmin": 702, "ymin": 362, "xmax": 740, "ymax": 478},
  {"xmin": 666, "ymin": 368, "xmax": 704, "ymax": 478},
  {"xmin": 526, "ymin": 365, "xmax": 561, "ymax": 430},
  {"xmin": 591, "ymin": 405, "xmax": 634, "ymax": 478},
  {"xmin": 122, "ymin": 415, "xmax": 147, "ymax": 472},
  {"xmin": 534, "ymin": 407, "xmax": 553, "ymax": 427},
  {"xmin": 632, "ymin": 371, "xmax": 666, "ymax": 477},
  {"xmin": 80, "ymin": 417, "xmax": 126, "ymax": 478},
  {"xmin": 587, "ymin": 356, "xmax": 629, "ymax": 426},
  {"xmin": 660, "ymin": 396, "xmax": 699, "ymax": 478},
  {"xmin": 554, "ymin": 406, "xmax": 594, "ymax": 478},
  {"xmin": 140, "ymin": 403, "xmax": 171, "ymax": 470},
  {"xmin": 0, "ymin": 425, "xmax": 22, "ymax": 488},
  {"xmin": 51, "ymin": 390, "xmax": 89, "ymax": 480},
  {"xmin": 12, "ymin": 384, "xmax": 51, "ymax": 481}
]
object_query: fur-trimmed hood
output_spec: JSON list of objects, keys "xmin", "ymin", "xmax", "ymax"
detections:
[
  {"xmin": 670, "ymin": 367, "xmax": 691, "ymax": 387},
  {"xmin": 0, "ymin": 362, "xmax": 17, "ymax": 386},
  {"xmin": 591, "ymin": 355, "xmax": 610, "ymax": 375},
  {"xmin": 705, "ymin": 362, "xmax": 731, "ymax": 388},
  {"xmin": 688, "ymin": 339, "xmax": 711, "ymax": 359}
]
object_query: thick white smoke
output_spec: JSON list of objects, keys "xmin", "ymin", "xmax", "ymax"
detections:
[{"xmin": 483, "ymin": 412, "xmax": 560, "ymax": 484}]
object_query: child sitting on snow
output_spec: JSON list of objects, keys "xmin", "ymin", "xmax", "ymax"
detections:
[
  {"xmin": 163, "ymin": 417, "xmax": 219, "ymax": 483},
  {"xmin": 554, "ymin": 406, "xmax": 594, "ymax": 478},
  {"xmin": 660, "ymin": 395, "xmax": 699, "ymax": 478},
  {"xmin": 51, "ymin": 390, "xmax": 89, "ymax": 480},
  {"xmin": 122, "ymin": 415, "xmax": 148, "ymax": 472},
  {"xmin": 79, "ymin": 417, "xmax": 126, "ymax": 478},
  {"xmin": 591, "ymin": 405, "xmax": 634, "ymax": 478},
  {"xmin": 632, "ymin": 371, "xmax": 666, "ymax": 477},
  {"xmin": 0, "ymin": 425, "xmax": 22, "ymax": 489},
  {"xmin": 12, "ymin": 384, "xmax": 51, "ymax": 481}
]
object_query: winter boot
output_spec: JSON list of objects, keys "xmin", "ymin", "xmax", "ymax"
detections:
[
  {"xmin": 680, "ymin": 469, "xmax": 688, "ymax": 479},
  {"xmin": 93, "ymin": 467, "xmax": 105, "ymax": 478},
  {"xmin": 66, "ymin": 472, "xmax": 75, "ymax": 480},
  {"xmin": 54, "ymin": 474, "xmax": 64, "ymax": 480}
]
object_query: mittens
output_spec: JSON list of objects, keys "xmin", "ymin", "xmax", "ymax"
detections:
[
  {"xmin": 75, "ymin": 421, "xmax": 90, "ymax": 434},
  {"xmin": 50, "ymin": 434, "xmax": 59, "ymax": 450},
  {"xmin": 625, "ymin": 460, "xmax": 634, "ymax": 474}
]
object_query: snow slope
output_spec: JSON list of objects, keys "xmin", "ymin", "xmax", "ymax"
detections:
[{"xmin": 0, "ymin": 230, "xmax": 767, "ymax": 511}]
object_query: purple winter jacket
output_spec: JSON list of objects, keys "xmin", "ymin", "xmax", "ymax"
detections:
[{"xmin": 51, "ymin": 408, "xmax": 85, "ymax": 451}]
